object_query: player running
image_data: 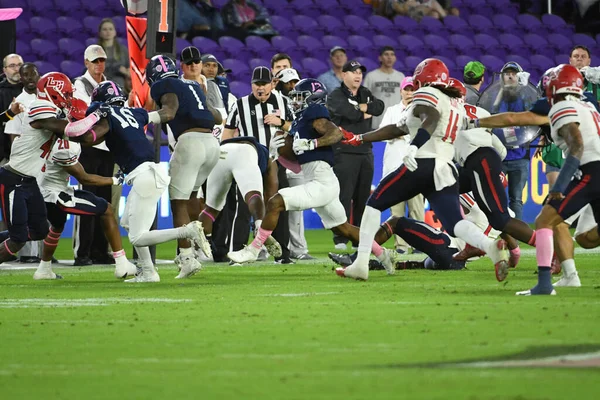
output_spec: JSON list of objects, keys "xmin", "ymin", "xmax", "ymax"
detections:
[
  {"xmin": 517, "ymin": 64, "xmax": 600, "ymax": 295},
  {"xmin": 226, "ymin": 79, "xmax": 395, "ymax": 271},
  {"xmin": 33, "ymin": 99, "xmax": 136, "ymax": 280},
  {"xmin": 337, "ymin": 58, "xmax": 509, "ymax": 281},
  {"xmin": 146, "ymin": 55, "xmax": 222, "ymax": 275},
  {"xmin": 64, "ymin": 81, "xmax": 209, "ymax": 282},
  {"xmin": 199, "ymin": 135, "xmax": 282, "ymax": 259}
]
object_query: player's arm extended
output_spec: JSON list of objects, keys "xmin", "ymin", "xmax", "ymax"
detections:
[
  {"xmin": 478, "ymin": 111, "xmax": 549, "ymax": 128},
  {"xmin": 263, "ymin": 158, "xmax": 279, "ymax": 202},
  {"xmin": 30, "ymin": 118, "xmax": 67, "ymax": 138},
  {"xmin": 312, "ymin": 118, "xmax": 343, "ymax": 146},
  {"xmin": 67, "ymin": 118, "xmax": 109, "ymax": 146},
  {"xmin": 350, "ymin": 124, "xmax": 407, "ymax": 144},
  {"xmin": 63, "ymin": 162, "xmax": 114, "ymax": 186}
]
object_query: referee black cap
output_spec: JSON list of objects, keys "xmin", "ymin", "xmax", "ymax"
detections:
[{"xmin": 251, "ymin": 66, "xmax": 272, "ymax": 84}]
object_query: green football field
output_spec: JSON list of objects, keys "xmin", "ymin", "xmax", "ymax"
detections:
[{"xmin": 1, "ymin": 229, "xmax": 599, "ymax": 400}]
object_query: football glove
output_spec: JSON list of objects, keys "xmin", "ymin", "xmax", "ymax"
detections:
[
  {"xmin": 112, "ymin": 169, "xmax": 125, "ymax": 186},
  {"xmin": 269, "ymin": 134, "xmax": 286, "ymax": 160},
  {"xmin": 403, "ymin": 145, "xmax": 419, "ymax": 172},
  {"xmin": 582, "ymin": 66, "xmax": 600, "ymax": 84},
  {"xmin": 340, "ymin": 127, "xmax": 363, "ymax": 146},
  {"xmin": 292, "ymin": 138, "xmax": 317, "ymax": 155}
]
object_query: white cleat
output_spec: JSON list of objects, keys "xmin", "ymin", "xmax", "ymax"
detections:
[
  {"xmin": 174, "ymin": 253, "xmax": 202, "ymax": 279},
  {"xmin": 553, "ymin": 272, "xmax": 582, "ymax": 287},
  {"xmin": 227, "ymin": 245, "xmax": 260, "ymax": 264},
  {"xmin": 195, "ymin": 248, "xmax": 213, "ymax": 263},
  {"xmin": 487, "ymin": 238, "xmax": 510, "ymax": 282},
  {"xmin": 33, "ymin": 270, "xmax": 63, "ymax": 280},
  {"xmin": 335, "ymin": 260, "xmax": 369, "ymax": 280},
  {"xmin": 264, "ymin": 235, "xmax": 282, "ymax": 258},
  {"xmin": 187, "ymin": 221, "xmax": 212, "ymax": 259},
  {"xmin": 114, "ymin": 261, "xmax": 137, "ymax": 279},
  {"xmin": 125, "ymin": 269, "xmax": 160, "ymax": 283},
  {"xmin": 377, "ymin": 249, "xmax": 396, "ymax": 275},
  {"xmin": 516, "ymin": 288, "xmax": 557, "ymax": 296}
]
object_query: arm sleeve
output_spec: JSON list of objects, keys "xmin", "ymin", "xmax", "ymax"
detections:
[
  {"xmin": 549, "ymin": 102, "xmax": 580, "ymax": 131},
  {"xmin": 529, "ymin": 98, "xmax": 551, "ymax": 116},
  {"xmin": 326, "ymin": 90, "xmax": 364, "ymax": 123}
]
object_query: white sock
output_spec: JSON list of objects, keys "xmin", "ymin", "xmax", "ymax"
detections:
[
  {"xmin": 180, "ymin": 247, "xmax": 194, "ymax": 256},
  {"xmin": 113, "ymin": 250, "xmax": 128, "ymax": 266},
  {"xmin": 561, "ymin": 259, "xmax": 577, "ymax": 275},
  {"xmin": 355, "ymin": 206, "xmax": 381, "ymax": 266},
  {"xmin": 36, "ymin": 260, "xmax": 52, "ymax": 273},
  {"xmin": 132, "ymin": 227, "xmax": 191, "ymax": 247},
  {"xmin": 255, "ymin": 219, "xmax": 262, "ymax": 231},
  {"xmin": 135, "ymin": 247, "xmax": 156, "ymax": 273},
  {"xmin": 454, "ymin": 219, "xmax": 493, "ymax": 252}
]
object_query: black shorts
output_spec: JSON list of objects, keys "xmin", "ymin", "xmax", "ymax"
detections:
[
  {"xmin": 548, "ymin": 161, "xmax": 600, "ymax": 222},
  {"xmin": 46, "ymin": 189, "xmax": 109, "ymax": 230}
]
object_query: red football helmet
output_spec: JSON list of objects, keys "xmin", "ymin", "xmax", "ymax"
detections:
[
  {"xmin": 545, "ymin": 64, "xmax": 584, "ymax": 105},
  {"xmin": 37, "ymin": 72, "xmax": 73, "ymax": 109},
  {"xmin": 413, "ymin": 58, "xmax": 449, "ymax": 88},
  {"xmin": 68, "ymin": 98, "xmax": 88, "ymax": 121},
  {"xmin": 448, "ymin": 77, "xmax": 467, "ymax": 99}
]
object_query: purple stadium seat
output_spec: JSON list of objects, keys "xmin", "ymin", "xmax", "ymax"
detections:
[
  {"xmin": 449, "ymin": 34, "xmax": 476, "ymax": 52},
  {"xmin": 468, "ymin": 15, "xmax": 493, "ymax": 32},
  {"xmin": 498, "ymin": 33, "xmax": 525, "ymax": 50},
  {"xmin": 192, "ymin": 37, "xmax": 220, "ymax": 54},
  {"xmin": 572, "ymin": 33, "xmax": 596, "ymax": 49},
  {"xmin": 480, "ymin": 55, "xmax": 505, "ymax": 73},
  {"xmin": 344, "ymin": 15, "xmax": 375, "ymax": 39},
  {"xmin": 246, "ymin": 36, "xmax": 275, "ymax": 56},
  {"xmin": 317, "ymin": 15, "xmax": 349, "ymax": 38},
  {"xmin": 423, "ymin": 35, "xmax": 453, "ymax": 58},
  {"xmin": 85, "ymin": 37, "xmax": 97, "ymax": 48},
  {"xmin": 33, "ymin": 60, "xmax": 58, "ymax": 75},
  {"xmin": 392, "ymin": 15, "xmax": 421, "ymax": 35},
  {"xmin": 271, "ymin": 36, "xmax": 304, "ymax": 60},
  {"xmin": 404, "ymin": 56, "xmax": 423, "ymax": 71},
  {"xmin": 347, "ymin": 35, "xmax": 373, "ymax": 52},
  {"xmin": 31, "ymin": 38, "xmax": 58, "ymax": 58},
  {"xmin": 302, "ymin": 58, "xmax": 329, "ymax": 76},
  {"xmin": 432, "ymin": 55, "xmax": 456, "ymax": 70},
  {"xmin": 455, "ymin": 55, "xmax": 473, "ymax": 70},
  {"xmin": 230, "ymin": 81, "xmax": 252, "ymax": 98},
  {"xmin": 541, "ymin": 14, "xmax": 573, "ymax": 36},
  {"xmin": 223, "ymin": 59, "xmax": 249, "ymax": 79},
  {"xmin": 297, "ymin": 35, "xmax": 323, "ymax": 51},
  {"xmin": 58, "ymin": 38, "xmax": 85, "ymax": 59},
  {"xmin": 29, "ymin": 0, "xmax": 59, "ymax": 19},
  {"xmin": 372, "ymin": 35, "xmax": 398, "ymax": 49},
  {"xmin": 112, "ymin": 17, "xmax": 127, "ymax": 37},
  {"xmin": 176, "ymin": 38, "xmax": 192, "ymax": 53},
  {"xmin": 529, "ymin": 54, "xmax": 554, "ymax": 71},
  {"xmin": 322, "ymin": 35, "xmax": 348, "ymax": 51},
  {"xmin": 83, "ymin": 16, "xmax": 102, "ymax": 36},
  {"xmin": 505, "ymin": 54, "xmax": 530, "ymax": 72},
  {"xmin": 492, "ymin": 14, "xmax": 518, "ymax": 33},
  {"xmin": 368, "ymin": 15, "xmax": 395, "ymax": 33},
  {"xmin": 60, "ymin": 60, "xmax": 84, "ymax": 79},
  {"xmin": 420, "ymin": 17, "xmax": 447, "ymax": 36},
  {"xmin": 517, "ymin": 14, "xmax": 544, "ymax": 33},
  {"xmin": 547, "ymin": 33, "xmax": 573, "ymax": 53},
  {"xmin": 29, "ymin": 16, "xmax": 57, "ymax": 36},
  {"xmin": 291, "ymin": 0, "xmax": 320, "ymax": 18},
  {"xmin": 56, "ymin": 17, "xmax": 84, "ymax": 36},
  {"xmin": 354, "ymin": 57, "xmax": 378, "ymax": 72},
  {"xmin": 554, "ymin": 54, "xmax": 568, "ymax": 65},
  {"xmin": 443, "ymin": 15, "xmax": 472, "ymax": 36},
  {"xmin": 249, "ymin": 58, "xmax": 270, "ymax": 70},
  {"xmin": 269, "ymin": 16, "xmax": 293, "ymax": 36},
  {"xmin": 292, "ymin": 15, "xmax": 325, "ymax": 38},
  {"xmin": 398, "ymin": 35, "xmax": 425, "ymax": 52},
  {"xmin": 16, "ymin": 40, "xmax": 31, "ymax": 55},
  {"xmin": 394, "ymin": 59, "xmax": 406, "ymax": 72},
  {"xmin": 524, "ymin": 33, "xmax": 555, "ymax": 58}
]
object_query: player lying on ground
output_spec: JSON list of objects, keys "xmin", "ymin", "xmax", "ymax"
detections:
[
  {"xmin": 64, "ymin": 80, "xmax": 210, "ymax": 282},
  {"xmin": 337, "ymin": 58, "xmax": 508, "ymax": 281},
  {"xmin": 198, "ymin": 135, "xmax": 282, "ymax": 260},
  {"xmin": 517, "ymin": 64, "xmax": 600, "ymax": 295},
  {"xmin": 226, "ymin": 79, "xmax": 397, "ymax": 272}
]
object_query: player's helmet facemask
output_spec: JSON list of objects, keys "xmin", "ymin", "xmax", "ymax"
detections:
[
  {"xmin": 91, "ymin": 81, "xmax": 127, "ymax": 107},
  {"xmin": 146, "ymin": 55, "xmax": 179, "ymax": 85},
  {"xmin": 288, "ymin": 78, "xmax": 327, "ymax": 113}
]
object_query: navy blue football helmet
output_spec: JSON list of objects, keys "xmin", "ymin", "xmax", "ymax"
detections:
[
  {"xmin": 537, "ymin": 66, "xmax": 556, "ymax": 95},
  {"xmin": 146, "ymin": 54, "xmax": 179, "ymax": 84},
  {"xmin": 91, "ymin": 80, "xmax": 127, "ymax": 106},
  {"xmin": 288, "ymin": 78, "xmax": 327, "ymax": 112}
]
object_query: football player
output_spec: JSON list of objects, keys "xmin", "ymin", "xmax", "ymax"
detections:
[
  {"xmin": 199, "ymin": 135, "xmax": 282, "ymax": 259},
  {"xmin": 64, "ymin": 81, "xmax": 210, "ymax": 282},
  {"xmin": 226, "ymin": 79, "xmax": 396, "ymax": 271},
  {"xmin": 517, "ymin": 64, "xmax": 600, "ymax": 295},
  {"xmin": 33, "ymin": 98, "xmax": 136, "ymax": 280},
  {"xmin": 146, "ymin": 55, "xmax": 222, "ymax": 275},
  {"xmin": 338, "ymin": 59, "xmax": 509, "ymax": 281}
]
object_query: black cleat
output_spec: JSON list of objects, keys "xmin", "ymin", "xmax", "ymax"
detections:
[
  {"xmin": 328, "ymin": 252, "xmax": 352, "ymax": 266},
  {"xmin": 395, "ymin": 260, "xmax": 426, "ymax": 270}
]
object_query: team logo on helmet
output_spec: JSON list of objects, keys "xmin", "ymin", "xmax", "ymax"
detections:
[
  {"xmin": 576, "ymin": 78, "xmax": 583, "ymax": 87},
  {"xmin": 107, "ymin": 87, "xmax": 115, "ymax": 95},
  {"xmin": 156, "ymin": 65, "xmax": 163, "ymax": 72},
  {"xmin": 441, "ymin": 72, "xmax": 448, "ymax": 81},
  {"xmin": 47, "ymin": 77, "xmax": 65, "ymax": 92},
  {"xmin": 414, "ymin": 64, "xmax": 424, "ymax": 76}
]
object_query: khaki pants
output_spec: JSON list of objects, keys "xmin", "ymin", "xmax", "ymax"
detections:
[{"xmin": 390, "ymin": 194, "xmax": 425, "ymax": 251}]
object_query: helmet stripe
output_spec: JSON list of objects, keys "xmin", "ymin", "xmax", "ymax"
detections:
[
  {"xmin": 158, "ymin": 56, "xmax": 168, "ymax": 74},
  {"xmin": 109, "ymin": 81, "xmax": 120, "ymax": 96}
]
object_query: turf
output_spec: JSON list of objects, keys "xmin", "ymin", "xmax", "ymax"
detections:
[{"xmin": 1, "ymin": 230, "xmax": 599, "ymax": 400}]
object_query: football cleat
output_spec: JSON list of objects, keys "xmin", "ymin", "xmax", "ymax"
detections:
[
  {"xmin": 328, "ymin": 252, "xmax": 353, "ymax": 266},
  {"xmin": 377, "ymin": 249, "xmax": 396, "ymax": 275},
  {"xmin": 186, "ymin": 221, "xmax": 213, "ymax": 259},
  {"xmin": 227, "ymin": 245, "xmax": 260, "ymax": 264},
  {"xmin": 33, "ymin": 270, "xmax": 63, "ymax": 280},
  {"xmin": 174, "ymin": 253, "xmax": 202, "ymax": 279},
  {"xmin": 453, "ymin": 243, "xmax": 486, "ymax": 261},
  {"xmin": 509, "ymin": 248, "xmax": 521, "ymax": 268},
  {"xmin": 125, "ymin": 269, "xmax": 160, "ymax": 283},
  {"xmin": 264, "ymin": 235, "xmax": 282, "ymax": 258},
  {"xmin": 487, "ymin": 238, "xmax": 510, "ymax": 282},
  {"xmin": 336, "ymin": 259, "xmax": 369, "ymax": 281},
  {"xmin": 114, "ymin": 261, "xmax": 137, "ymax": 279},
  {"xmin": 553, "ymin": 272, "xmax": 581, "ymax": 287},
  {"xmin": 516, "ymin": 288, "xmax": 557, "ymax": 296}
]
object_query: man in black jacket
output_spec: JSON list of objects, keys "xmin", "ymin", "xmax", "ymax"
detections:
[
  {"xmin": 327, "ymin": 60, "xmax": 384, "ymax": 249},
  {"xmin": 0, "ymin": 54, "xmax": 23, "ymax": 165}
]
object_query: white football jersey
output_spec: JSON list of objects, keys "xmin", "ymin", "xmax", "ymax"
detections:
[
  {"xmin": 6, "ymin": 99, "xmax": 60, "ymax": 178},
  {"xmin": 4, "ymin": 90, "xmax": 36, "ymax": 135},
  {"xmin": 549, "ymin": 99, "xmax": 600, "ymax": 165},
  {"xmin": 454, "ymin": 103, "xmax": 502, "ymax": 166},
  {"xmin": 405, "ymin": 86, "xmax": 465, "ymax": 161},
  {"xmin": 40, "ymin": 138, "xmax": 81, "ymax": 202}
]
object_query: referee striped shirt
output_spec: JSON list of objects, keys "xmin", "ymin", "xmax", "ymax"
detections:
[{"xmin": 225, "ymin": 91, "xmax": 293, "ymax": 146}]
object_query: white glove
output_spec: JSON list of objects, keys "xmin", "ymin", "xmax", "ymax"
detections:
[
  {"xmin": 517, "ymin": 71, "xmax": 530, "ymax": 86},
  {"xmin": 347, "ymin": 98, "xmax": 359, "ymax": 109},
  {"xmin": 403, "ymin": 145, "xmax": 418, "ymax": 171},
  {"xmin": 583, "ymin": 66, "xmax": 600, "ymax": 84},
  {"xmin": 269, "ymin": 135, "xmax": 286, "ymax": 160},
  {"xmin": 292, "ymin": 138, "xmax": 317, "ymax": 155}
]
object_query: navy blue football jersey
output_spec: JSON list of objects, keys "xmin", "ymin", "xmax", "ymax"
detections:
[
  {"xmin": 289, "ymin": 104, "xmax": 334, "ymax": 166},
  {"xmin": 221, "ymin": 136, "xmax": 269, "ymax": 175},
  {"xmin": 531, "ymin": 92, "xmax": 600, "ymax": 116},
  {"xmin": 150, "ymin": 77, "xmax": 215, "ymax": 139},
  {"xmin": 88, "ymin": 102, "xmax": 154, "ymax": 174}
]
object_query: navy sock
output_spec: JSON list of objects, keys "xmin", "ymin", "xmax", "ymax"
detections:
[{"xmin": 531, "ymin": 267, "xmax": 554, "ymax": 294}]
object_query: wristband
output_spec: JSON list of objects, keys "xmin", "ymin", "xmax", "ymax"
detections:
[
  {"xmin": 5, "ymin": 109, "xmax": 15, "ymax": 120},
  {"xmin": 550, "ymin": 154, "xmax": 580, "ymax": 194},
  {"xmin": 313, "ymin": 139, "xmax": 318, "ymax": 148},
  {"xmin": 148, "ymin": 111, "xmax": 161, "ymax": 124},
  {"xmin": 412, "ymin": 128, "xmax": 430, "ymax": 148},
  {"xmin": 112, "ymin": 177, "xmax": 119, "ymax": 185},
  {"xmin": 278, "ymin": 119, "xmax": 286, "ymax": 128}
]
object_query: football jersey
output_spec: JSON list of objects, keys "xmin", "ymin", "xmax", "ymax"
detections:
[
  {"xmin": 4, "ymin": 90, "xmax": 36, "ymax": 135},
  {"xmin": 221, "ymin": 136, "xmax": 270, "ymax": 175},
  {"xmin": 40, "ymin": 138, "xmax": 80, "ymax": 202},
  {"xmin": 87, "ymin": 103, "xmax": 154, "ymax": 174},
  {"xmin": 289, "ymin": 103, "xmax": 334, "ymax": 166},
  {"xmin": 549, "ymin": 100, "xmax": 600, "ymax": 165},
  {"xmin": 6, "ymin": 99, "xmax": 60, "ymax": 178},
  {"xmin": 150, "ymin": 77, "xmax": 215, "ymax": 140},
  {"xmin": 454, "ymin": 103, "xmax": 499, "ymax": 166},
  {"xmin": 406, "ymin": 86, "xmax": 464, "ymax": 161}
]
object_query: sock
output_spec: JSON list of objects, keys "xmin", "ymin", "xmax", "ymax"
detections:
[
  {"xmin": 510, "ymin": 247, "xmax": 520, "ymax": 258},
  {"xmin": 135, "ymin": 247, "xmax": 156, "ymax": 273},
  {"xmin": 527, "ymin": 230, "xmax": 536, "ymax": 246},
  {"xmin": 371, "ymin": 241, "xmax": 384, "ymax": 258},
  {"xmin": 36, "ymin": 260, "xmax": 52, "ymax": 273},
  {"xmin": 112, "ymin": 249, "xmax": 127, "ymax": 265},
  {"xmin": 355, "ymin": 206, "xmax": 381, "ymax": 266},
  {"xmin": 180, "ymin": 247, "xmax": 193, "ymax": 256},
  {"xmin": 454, "ymin": 220, "xmax": 493, "ymax": 253},
  {"xmin": 252, "ymin": 227, "xmax": 272, "ymax": 250},
  {"xmin": 535, "ymin": 228, "xmax": 554, "ymax": 268},
  {"xmin": 532, "ymin": 267, "xmax": 554, "ymax": 293},
  {"xmin": 254, "ymin": 219, "xmax": 262, "ymax": 232},
  {"xmin": 561, "ymin": 259, "xmax": 577, "ymax": 275}
]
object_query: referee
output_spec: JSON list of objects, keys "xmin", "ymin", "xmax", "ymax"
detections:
[{"xmin": 221, "ymin": 66, "xmax": 294, "ymax": 263}]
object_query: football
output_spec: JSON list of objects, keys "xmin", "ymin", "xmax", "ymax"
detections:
[
  {"xmin": 121, "ymin": 0, "xmax": 148, "ymax": 15},
  {"xmin": 277, "ymin": 132, "xmax": 297, "ymax": 162}
]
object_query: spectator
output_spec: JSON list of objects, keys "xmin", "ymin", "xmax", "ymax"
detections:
[
  {"xmin": 221, "ymin": 0, "xmax": 278, "ymax": 40},
  {"xmin": 181, "ymin": 47, "xmax": 224, "ymax": 112},
  {"xmin": 363, "ymin": 46, "xmax": 405, "ymax": 129},
  {"xmin": 318, "ymin": 46, "xmax": 347, "ymax": 94},
  {"xmin": 569, "ymin": 45, "xmax": 600, "ymax": 101},
  {"xmin": 0, "ymin": 53, "xmax": 23, "ymax": 165},
  {"xmin": 382, "ymin": 0, "xmax": 449, "ymax": 20},
  {"xmin": 177, "ymin": 0, "xmax": 225, "ymax": 39},
  {"xmin": 97, "ymin": 18, "xmax": 130, "ymax": 88},
  {"xmin": 379, "ymin": 76, "xmax": 424, "ymax": 254},
  {"xmin": 275, "ymin": 68, "xmax": 300, "ymax": 96},
  {"xmin": 327, "ymin": 60, "xmax": 384, "ymax": 249},
  {"xmin": 72, "ymin": 45, "xmax": 116, "ymax": 266},
  {"xmin": 271, "ymin": 53, "xmax": 293, "ymax": 90},
  {"xmin": 463, "ymin": 61, "xmax": 485, "ymax": 106},
  {"xmin": 438, "ymin": 0, "xmax": 459, "ymax": 16}
]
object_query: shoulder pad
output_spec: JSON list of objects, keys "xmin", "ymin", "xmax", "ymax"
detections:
[
  {"xmin": 413, "ymin": 87, "xmax": 441, "ymax": 108},
  {"xmin": 27, "ymin": 99, "xmax": 60, "ymax": 121}
]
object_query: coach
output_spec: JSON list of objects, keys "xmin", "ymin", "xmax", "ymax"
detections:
[
  {"xmin": 327, "ymin": 60, "xmax": 384, "ymax": 249},
  {"xmin": 221, "ymin": 66, "xmax": 295, "ymax": 263}
]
